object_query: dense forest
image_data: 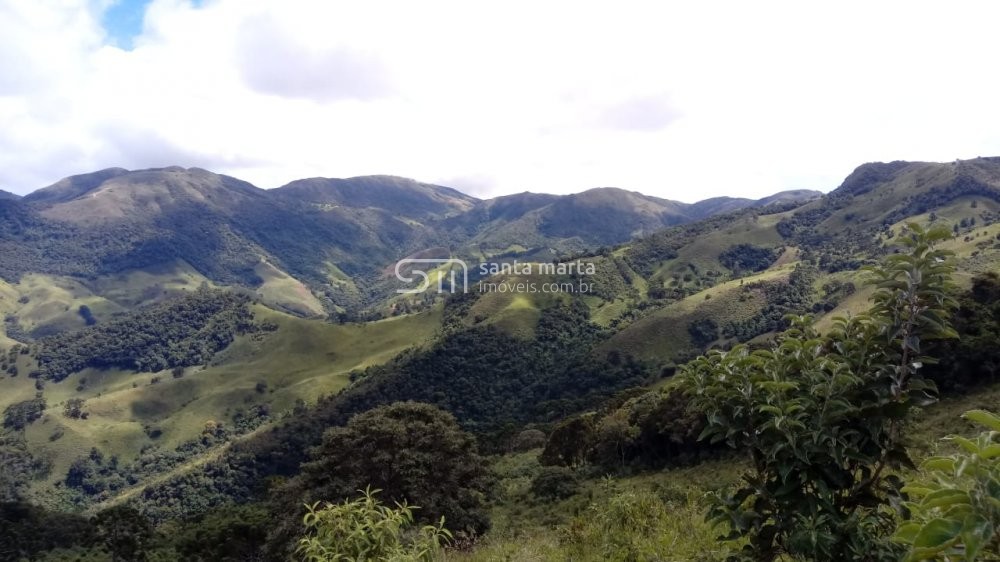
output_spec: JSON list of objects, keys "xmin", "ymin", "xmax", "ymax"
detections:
[{"xmin": 30, "ymin": 287, "xmax": 273, "ymax": 381}]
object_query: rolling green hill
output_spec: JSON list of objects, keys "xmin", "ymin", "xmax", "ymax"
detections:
[
  {"xmin": 4, "ymin": 157, "xmax": 1000, "ymax": 561},
  {"xmin": 440, "ymin": 158, "xmax": 1000, "ymax": 369},
  {"xmin": 273, "ymin": 175, "xmax": 477, "ymax": 220},
  {"xmin": 0, "ymin": 158, "xmax": 1000, "ymax": 559},
  {"xmin": 3, "ymin": 167, "xmax": 821, "ymax": 324},
  {"xmin": 0, "ymin": 302, "xmax": 443, "ymax": 506}
]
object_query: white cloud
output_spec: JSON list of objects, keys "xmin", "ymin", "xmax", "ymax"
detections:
[{"xmin": 1, "ymin": 0, "xmax": 1000, "ymax": 201}]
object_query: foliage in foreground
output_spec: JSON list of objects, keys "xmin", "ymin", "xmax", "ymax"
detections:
[
  {"xmin": 297, "ymin": 487, "xmax": 451, "ymax": 562},
  {"xmin": 685, "ymin": 224, "xmax": 958, "ymax": 561},
  {"xmin": 560, "ymin": 488, "xmax": 726, "ymax": 562},
  {"xmin": 895, "ymin": 409, "xmax": 1000, "ymax": 561},
  {"xmin": 446, "ymin": 484, "xmax": 726, "ymax": 562}
]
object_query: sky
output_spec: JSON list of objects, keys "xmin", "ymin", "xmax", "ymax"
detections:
[{"xmin": 2, "ymin": 1, "xmax": 1000, "ymax": 201}]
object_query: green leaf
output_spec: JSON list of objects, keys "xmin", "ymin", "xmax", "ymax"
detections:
[
  {"xmin": 961, "ymin": 514, "xmax": 993, "ymax": 561},
  {"xmin": 912, "ymin": 517, "xmax": 962, "ymax": 549},
  {"xmin": 901, "ymin": 485, "xmax": 933, "ymax": 498},
  {"xmin": 919, "ymin": 457, "xmax": 956, "ymax": 474},
  {"xmin": 963, "ymin": 409, "xmax": 1000, "ymax": 432},
  {"xmin": 757, "ymin": 405, "xmax": 782, "ymax": 416},
  {"xmin": 919, "ymin": 489, "xmax": 970, "ymax": 510},
  {"xmin": 980, "ymin": 444, "xmax": 1000, "ymax": 460},
  {"xmin": 892, "ymin": 522, "xmax": 921, "ymax": 544},
  {"xmin": 950, "ymin": 436, "xmax": 981, "ymax": 455}
]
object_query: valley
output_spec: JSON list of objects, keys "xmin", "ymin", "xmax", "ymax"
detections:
[{"xmin": 2, "ymin": 158, "xmax": 1000, "ymax": 561}]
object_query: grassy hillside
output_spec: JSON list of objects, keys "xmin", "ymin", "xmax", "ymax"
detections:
[
  {"xmin": 415, "ymin": 158, "xmax": 1000, "ymax": 367},
  {"xmin": 3, "ymin": 167, "xmax": 826, "ymax": 324},
  {"xmin": 0, "ymin": 304, "xmax": 443, "ymax": 501},
  {"xmin": 5, "ymin": 159, "xmax": 1000, "ymax": 561},
  {"xmin": 603, "ymin": 268, "xmax": 791, "ymax": 362},
  {"xmin": 274, "ymin": 175, "xmax": 478, "ymax": 220}
]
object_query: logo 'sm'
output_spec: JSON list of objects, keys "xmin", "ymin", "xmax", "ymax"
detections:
[{"xmin": 395, "ymin": 258, "xmax": 468, "ymax": 294}]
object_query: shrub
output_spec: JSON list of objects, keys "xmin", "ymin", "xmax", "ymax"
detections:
[
  {"xmin": 296, "ymin": 487, "xmax": 451, "ymax": 562},
  {"xmin": 292, "ymin": 402, "xmax": 495, "ymax": 535},
  {"xmin": 893, "ymin": 410, "xmax": 1000, "ymax": 561},
  {"xmin": 530, "ymin": 466, "xmax": 580, "ymax": 500},
  {"xmin": 509, "ymin": 429, "xmax": 547, "ymax": 452},
  {"xmin": 560, "ymin": 490, "xmax": 726, "ymax": 561},
  {"xmin": 3, "ymin": 396, "xmax": 46, "ymax": 430},
  {"xmin": 687, "ymin": 317, "xmax": 719, "ymax": 348},
  {"xmin": 685, "ymin": 224, "xmax": 958, "ymax": 561}
]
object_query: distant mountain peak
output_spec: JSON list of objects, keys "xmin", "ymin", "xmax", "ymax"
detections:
[
  {"xmin": 23, "ymin": 167, "xmax": 130, "ymax": 205},
  {"xmin": 25, "ymin": 167, "xmax": 265, "ymax": 224},
  {"xmin": 274, "ymin": 175, "xmax": 478, "ymax": 220}
]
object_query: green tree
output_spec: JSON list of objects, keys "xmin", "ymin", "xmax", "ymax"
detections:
[
  {"xmin": 2, "ymin": 396, "xmax": 47, "ymax": 431},
  {"xmin": 894, "ymin": 410, "xmax": 1000, "ymax": 561},
  {"xmin": 530, "ymin": 466, "xmax": 580, "ymax": 500},
  {"xmin": 688, "ymin": 317, "xmax": 719, "ymax": 348},
  {"xmin": 296, "ymin": 487, "xmax": 450, "ymax": 562},
  {"xmin": 540, "ymin": 414, "xmax": 596, "ymax": 468},
  {"xmin": 93, "ymin": 505, "xmax": 153, "ymax": 562},
  {"xmin": 295, "ymin": 402, "xmax": 494, "ymax": 535},
  {"xmin": 684, "ymin": 223, "xmax": 958, "ymax": 561},
  {"xmin": 64, "ymin": 398, "xmax": 86, "ymax": 419},
  {"xmin": 166, "ymin": 502, "xmax": 272, "ymax": 561},
  {"xmin": 592, "ymin": 408, "xmax": 639, "ymax": 469}
]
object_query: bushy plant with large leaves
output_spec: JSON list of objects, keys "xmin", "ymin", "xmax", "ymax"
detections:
[
  {"xmin": 894, "ymin": 410, "xmax": 1000, "ymax": 561},
  {"xmin": 684, "ymin": 224, "xmax": 957, "ymax": 561},
  {"xmin": 297, "ymin": 486, "xmax": 451, "ymax": 562}
]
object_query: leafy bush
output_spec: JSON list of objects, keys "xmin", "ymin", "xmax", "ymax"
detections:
[
  {"xmin": 509, "ymin": 429, "xmax": 547, "ymax": 452},
  {"xmin": 290, "ymin": 402, "xmax": 495, "ymax": 536},
  {"xmin": 530, "ymin": 466, "xmax": 580, "ymax": 500},
  {"xmin": 685, "ymin": 224, "xmax": 957, "ymax": 561},
  {"xmin": 2, "ymin": 396, "xmax": 46, "ymax": 430},
  {"xmin": 296, "ymin": 487, "xmax": 451, "ymax": 562},
  {"xmin": 718, "ymin": 244, "xmax": 781, "ymax": 275},
  {"xmin": 63, "ymin": 398, "xmax": 86, "ymax": 419},
  {"xmin": 688, "ymin": 317, "xmax": 719, "ymax": 347},
  {"xmin": 894, "ymin": 410, "xmax": 1000, "ymax": 561}
]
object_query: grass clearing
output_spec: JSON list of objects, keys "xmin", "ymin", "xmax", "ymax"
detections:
[
  {"xmin": 604, "ymin": 266, "xmax": 793, "ymax": 362},
  {"xmin": 253, "ymin": 259, "xmax": 326, "ymax": 317},
  {"xmin": 5, "ymin": 305, "xmax": 443, "ymax": 495}
]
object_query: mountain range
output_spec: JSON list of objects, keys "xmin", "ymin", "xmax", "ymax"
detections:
[
  {"xmin": 0, "ymin": 166, "xmax": 820, "ymax": 319},
  {"xmin": 2, "ymin": 157, "xmax": 1000, "ymax": 559}
]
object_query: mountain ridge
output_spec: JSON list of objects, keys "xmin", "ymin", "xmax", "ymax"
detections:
[
  {"xmin": 20, "ymin": 166, "xmax": 820, "ymax": 217},
  {"xmin": 3, "ymin": 157, "xmax": 1000, "ymax": 553},
  {"xmin": 9, "ymin": 167, "xmax": 823, "ymax": 298}
]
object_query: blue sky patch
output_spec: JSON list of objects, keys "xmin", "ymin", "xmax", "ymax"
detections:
[
  {"xmin": 102, "ymin": 0, "xmax": 204, "ymax": 50},
  {"xmin": 102, "ymin": 0, "xmax": 152, "ymax": 50}
]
